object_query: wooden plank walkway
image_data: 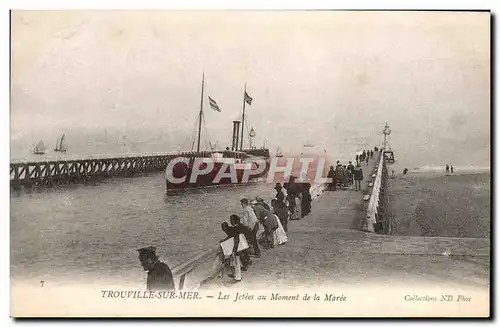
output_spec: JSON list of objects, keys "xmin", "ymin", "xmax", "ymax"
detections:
[{"xmin": 203, "ymin": 157, "xmax": 490, "ymax": 291}]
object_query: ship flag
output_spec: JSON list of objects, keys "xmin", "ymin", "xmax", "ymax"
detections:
[
  {"xmin": 208, "ymin": 96, "xmax": 221, "ymax": 112},
  {"xmin": 244, "ymin": 92, "xmax": 253, "ymax": 105}
]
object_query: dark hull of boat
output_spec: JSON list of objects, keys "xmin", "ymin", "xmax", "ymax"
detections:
[
  {"xmin": 166, "ymin": 159, "xmax": 270, "ymax": 194},
  {"xmin": 165, "ymin": 177, "xmax": 266, "ymax": 196}
]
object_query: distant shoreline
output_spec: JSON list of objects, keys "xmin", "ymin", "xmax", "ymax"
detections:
[{"xmin": 409, "ymin": 165, "xmax": 490, "ymax": 173}]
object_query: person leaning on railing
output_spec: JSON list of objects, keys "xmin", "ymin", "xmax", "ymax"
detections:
[
  {"xmin": 220, "ymin": 222, "xmax": 242, "ymax": 283},
  {"xmin": 240, "ymin": 198, "xmax": 261, "ymax": 258},
  {"xmin": 252, "ymin": 201, "xmax": 279, "ymax": 249},
  {"xmin": 229, "ymin": 215, "xmax": 253, "ymax": 271}
]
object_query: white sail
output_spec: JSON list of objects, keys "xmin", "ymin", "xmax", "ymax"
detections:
[
  {"xmin": 276, "ymin": 147, "xmax": 283, "ymax": 157},
  {"xmin": 59, "ymin": 133, "xmax": 67, "ymax": 151},
  {"xmin": 55, "ymin": 135, "xmax": 61, "ymax": 149},
  {"xmin": 304, "ymin": 141, "xmax": 314, "ymax": 147},
  {"xmin": 55, "ymin": 133, "xmax": 67, "ymax": 152},
  {"xmin": 33, "ymin": 140, "xmax": 46, "ymax": 154}
]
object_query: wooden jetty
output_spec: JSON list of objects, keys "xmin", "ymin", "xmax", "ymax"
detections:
[{"xmin": 9, "ymin": 148, "xmax": 270, "ymax": 191}]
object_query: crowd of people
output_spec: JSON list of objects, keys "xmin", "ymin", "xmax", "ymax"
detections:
[
  {"xmin": 445, "ymin": 164, "xmax": 454, "ymax": 175},
  {"xmin": 326, "ymin": 148, "xmax": 376, "ymax": 191},
  {"xmin": 219, "ymin": 179, "xmax": 315, "ymax": 283},
  {"xmin": 136, "ymin": 147, "xmax": 379, "ymax": 288},
  {"xmin": 218, "ymin": 147, "xmax": 380, "ymax": 283},
  {"xmin": 135, "ymin": 178, "xmax": 316, "ymax": 288}
]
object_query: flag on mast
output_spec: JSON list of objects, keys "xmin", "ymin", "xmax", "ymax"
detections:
[
  {"xmin": 208, "ymin": 96, "xmax": 221, "ymax": 112},
  {"xmin": 244, "ymin": 92, "xmax": 252, "ymax": 105}
]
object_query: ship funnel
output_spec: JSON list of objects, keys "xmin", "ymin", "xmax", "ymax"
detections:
[{"xmin": 232, "ymin": 121, "xmax": 241, "ymax": 151}]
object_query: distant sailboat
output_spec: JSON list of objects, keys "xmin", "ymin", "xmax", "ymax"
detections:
[
  {"xmin": 33, "ymin": 140, "xmax": 46, "ymax": 155},
  {"xmin": 54, "ymin": 133, "xmax": 67, "ymax": 152},
  {"xmin": 276, "ymin": 147, "xmax": 283, "ymax": 157},
  {"xmin": 303, "ymin": 141, "xmax": 314, "ymax": 148}
]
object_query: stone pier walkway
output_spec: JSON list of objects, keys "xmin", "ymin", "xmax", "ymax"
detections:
[{"xmin": 204, "ymin": 157, "xmax": 490, "ymax": 291}]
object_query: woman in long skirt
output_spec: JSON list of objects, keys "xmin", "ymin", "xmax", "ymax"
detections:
[{"xmin": 273, "ymin": 214, "xmax": 288, "ymax": 246}]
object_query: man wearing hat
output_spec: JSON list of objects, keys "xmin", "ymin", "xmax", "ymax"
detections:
[{"xmin": 137, "ymin": 246, "xmax": 175, "ymax": 291}]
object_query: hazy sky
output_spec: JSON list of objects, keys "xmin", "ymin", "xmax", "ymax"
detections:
[{"xmin": 11, "ymin": 11, "xmax": 490, "ymax": 164}]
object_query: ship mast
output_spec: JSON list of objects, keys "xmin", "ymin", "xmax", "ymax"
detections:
[
  {"xmin": 240, "ymin": 82, "xmax": 247, "ymax": 151},
  {"xmin": 196, "ymin": 73, "xmax": 205, "ymax": 154}
]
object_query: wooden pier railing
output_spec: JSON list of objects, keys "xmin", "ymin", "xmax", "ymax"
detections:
[
  {"xmin": 366, "ymin": 151, "xmax": 390, "ymax": 234},
  {"xmin": 171, "ymin": 247, "xmax": 225, "ymax": 291}
]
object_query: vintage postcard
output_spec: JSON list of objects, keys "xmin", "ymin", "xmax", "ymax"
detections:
[{"xmin": 10, "ymin": 10, "xmax": 490, "ymax": 317}]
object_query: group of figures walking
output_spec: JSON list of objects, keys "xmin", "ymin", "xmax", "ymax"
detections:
[
  {"xmin": 327, "ymin": 147, "xmax": 376, "ymax": 192},
  {"xmin": 218, "ymin": 179, "xmax": 313, "ymax": 283},
  {"xmin": 134, "ymin": 177, "xmax": 315, "ymax": 289},
  {"xmin": 134, "ymin": 150, "xmax": 374, "ymax": 289},
  {"xmin": 446, "ymin": 164, "xmax": 454, "ymax": 175}
]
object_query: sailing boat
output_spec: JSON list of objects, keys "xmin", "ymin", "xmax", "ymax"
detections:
[
  {"xmin": 276, "ymin": 147, "xmax": 283, "ymax": 157},
  {"xmin": 54, "ymin": 133, "xmax": 67, "ymax": 152},
  {"xmin": 165, "ymin": 75, "xmax": 270, "ymax": 194},
  {"xmin": 303, "ymin": 141, "xmax": 315, "ymax": 148},
  {"xmin": 33, "ymin": 140, "xmax": 46, "ymax": 155}
]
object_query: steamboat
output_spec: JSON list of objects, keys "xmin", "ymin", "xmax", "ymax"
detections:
[{"xmin": 165, "ymin": 74, "xmax": 270, "ymax": 195}]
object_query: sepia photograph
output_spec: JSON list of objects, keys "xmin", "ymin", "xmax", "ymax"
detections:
[{"xmin": 9, "ymin": 9, "xmax": 491, "ymax": 317}]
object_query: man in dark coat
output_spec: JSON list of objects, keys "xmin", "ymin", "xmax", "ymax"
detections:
[
  {"xmin": 353, "ymin": 163, "xmax": 364, "ymax": 191},
  {"xmin": 255, "ymin": 196, "xmax": 271, "ymax": 211},
  {"xmin": 327, "ymin": 165, "xmax": 336, "ymax": 191},
  {"xmin": 229, "ymin": 215, "xmax": 253, "ymax": 271},
  {"xmin": 274, "ymin": 183, "xmax": 285, "ymax": 203},
  {"xmin": 137, "ymin": 246, "xmax": 175, "ymax": 291},
  {"xmin": 300, "ymin": 182, "xmax": 312, "ymax": 217},
  {"xmin": 347, "ymin": 161, "xmax": 355, "ymax": 185}
]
